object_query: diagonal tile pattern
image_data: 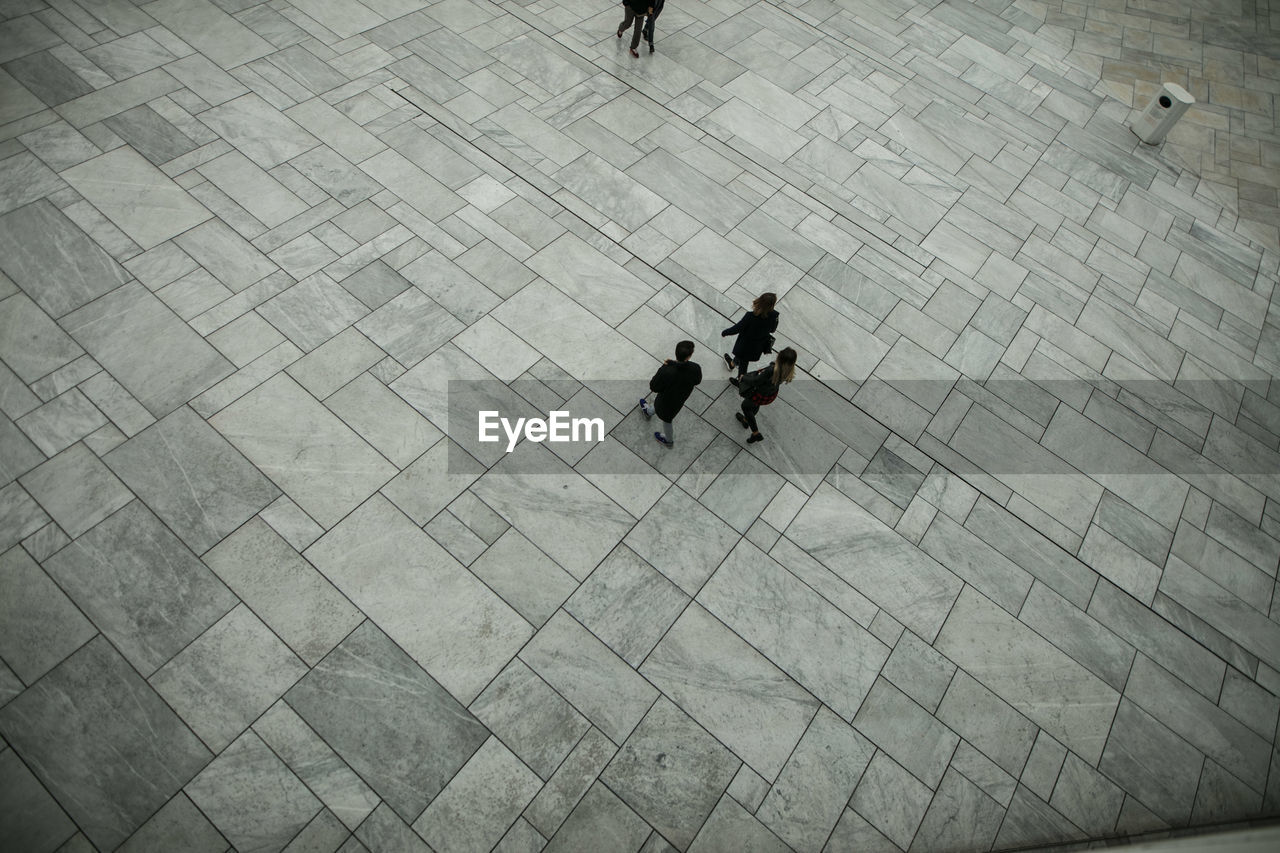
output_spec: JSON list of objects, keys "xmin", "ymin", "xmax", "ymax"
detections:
[{"xmin": 0, "ymin": 0, "xmax": 1278, "ymax": 850}]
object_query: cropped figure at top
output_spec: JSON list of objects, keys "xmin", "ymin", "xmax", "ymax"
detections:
[
  {"xmin": 734, "ymin": 347, "xmax": 797, "ymax": 444},
  {"xmin": 722, "ymin": 292, "xmax": 779, "ymax": 380},
  {"xmin": 643, "ymin": 0, "xmax": 666, "ymax": 53},
  {"xmin": 617, "ymin": 0, "xmax": 653, "ymax": 58}
]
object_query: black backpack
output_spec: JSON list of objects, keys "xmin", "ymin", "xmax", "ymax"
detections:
[{"xmin": 738, "ymin": 366, "xmax": 778, "ymax": 406}]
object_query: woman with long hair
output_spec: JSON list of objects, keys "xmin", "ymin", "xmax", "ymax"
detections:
[
  {"xmin": 734, "ymin": 347, "xmax": 797, "ymax": 444},
  {"xmin": 722, "ymin": 292, "xmax": 779, "ymax": 380}
]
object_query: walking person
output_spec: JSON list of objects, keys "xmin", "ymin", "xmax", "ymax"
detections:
[
  {"xmin": 616, "ymin": 0, "xmax": 653, "ymax": 58},
  {"xmin": 639, "ymin": 340, "xmax": 702, "ymax": 447},
  {"xmin": 722, "ymin": 292, "xmax": 779, "ymax": 381},
  {"xmin": 642, "ymin": 0, "xmax": 666, "ymax": 53},
  {"xmin": 734, "ymin": 347, "xmax": 796, "ymax": 444}
]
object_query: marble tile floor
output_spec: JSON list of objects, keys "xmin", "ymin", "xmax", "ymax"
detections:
[{"xmin": 0, "ymin": 0, "xmax": 1278, "ymax": 851}]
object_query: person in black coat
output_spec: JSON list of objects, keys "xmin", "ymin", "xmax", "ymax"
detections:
[
  {"xmin": 640, "ymin": 340, "xmax": 701, "ymax": 447},
  {"xmin": 616, "ymin": 0, "xmax": 653, "ymax": 57},
  {"xmin": 722, "ymin": 292, "xmax": 779, "ymax": 379},
  {"xmin": 734, "ymin": 347, "xmax": 796, "ymax": 444},
  {"xmin": 642, "ymin": 0, "xmax": 666, "ymax": 53}
]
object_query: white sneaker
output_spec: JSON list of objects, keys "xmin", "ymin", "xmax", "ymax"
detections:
[{"xmin": 639, "ymin": 398, "xmax": 653, "ymax": 419}]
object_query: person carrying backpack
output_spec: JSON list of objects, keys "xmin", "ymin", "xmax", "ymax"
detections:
[
  {"xmin": 722, "ymin": 292, "xmax": 779, "ymax": 380},
  {"xmin": 734, "ymin": 347, "xmax": 796, "ymax": 444}
]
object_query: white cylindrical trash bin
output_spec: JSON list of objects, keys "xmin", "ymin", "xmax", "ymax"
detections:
[{"xmin": 1131, "ymin": 82, "xmax": 1194, "ymax": 145}]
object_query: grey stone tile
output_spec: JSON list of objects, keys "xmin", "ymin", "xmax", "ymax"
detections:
[
  {"xmin": 642, "ymin": 603, "xmax": 818, "ymax": 781},
  {"xmin": 210, "ymin": 374, "xmax": 395, "ymax": 528},
  {"xmin": 0, "ymin": 151, "xmax": 65, "ymax": 219},
  {"xmin": 521, "ymin": 609, "xmax": 657, "ymax": 747},
  {"xmin": 602, "ymin": 697, "xmax": 740, "ymax": 851},
  {"xmin": 253, "ymin": 701, "xmax": 379, "ymax": 833},
  {"xmin": 1192, "ymin": 758, "xmax": 1264, "ymax": 825},
  {"xmin": 1050, "ymin": 752, "xmax": 1123, "ymax": 836},
  {"xmin": 849, "ymin": 751, "xmax": 933, "ymax": 851},
  {"xmin": 688, "ymin": 794, "xmax": 790, "ymax": 853},
  {"xmin": 755, "ymin": 707, "xmax": 873, "ymax": 852},
  {"xmin": 61, "ymin": 147, "xmax": 210, "ymax": 249},
  {"xmin": 0, "ymin": 727, "xmax": 76, "ymax": 851},
  {"xmin": 853, "ymin": 678, "xmax": 958, "ymax": 790},
  {"xmin": 353, "ymin": 803, "xmax": 427, "ymax": 853},
  {"xmin": 951, "ymin": 404, "xmax": 1102, "ymax": 536},
  {"xmin": 105, "ymin": 406, "xmax": 278, "ymax": 554},
  {"xmin": 116, "ymin": 793, "xmax": 225, "ymax": 853},
  {"xmin": 62, "ymin": 281, "xmax": 233, "ymax": 417},
  {"xmin": 525, "ymin": 726, "xmax": 616, "ymax": 839},
  {"xmin": 1126, "ymin": 653, "xmax": 1269, "ymax": 793},
  {"xmin": 993, "ymin": 785, "xmax": 1085, "ymax": 850},
  {"xmin": 18, "ymin": 442, "xmax": 131, "ymax": 539},
  {"xmin": 567, "ymin": 544, "xmax": 687, "ymax": 667},
  {"xmin": 324, "ymin": 372, "xmax": 440, "ymax": 468},
  {"xmin": 185, "ymin": 729, "xmax": 321, "ymax": 853},
  {"xmin": 1206, "ymin": 501, "xmax": 1280, "ymax": 574},
  {"xmin": 920, "ymin": 512, "xmax": 1033, "ymax": 615},
  {"xmin": 470, "ymin": 658, "xmax": 590, "ymax": 782},
  {"xmin": 544, "ymin": 783, "xmax": 651, "ymax": 853},
  {"xmin": 0, "ymin": 481, "xmax": 49, "ymax": 553},
  {"xmin": 699, "ymin": 540, "xmax": 888, "ymax": 720},
  {"xmin": 0, "ymin": 636, "xmax": 211, "ymax": 852},
  {"xmin": 936, "ymin": 670, "xmax": 1038, "ymax": 778},
  {"xmin": 936, "ymin": 587, "xmax": 1119, "ymax": 765},
  {"xmin": 176, "ymin": 218, "xmax": 278, "ymax": 293},
  {"xmin": 1160, "ymin": 555, "xmax": 1280, "ymax": 675},
  {"xmin": 354, "ymin": 286, "xmax": 462, "ymax": 367},
  {"xmin": 43, "ymin": 499, "xmax": 236, "ymax": 675},
  {"xmin": 151, "ymin": 604, "xmax": 307, "ymax": 752},
  {"xmin": 787, "ymin": 482, "xmax": 962, "ymax": 643},
  {"xmin": 1099, "ymin": 699, "xmax": 1203, "ymax": 825},
  {"xmin": 1172, "ymin": 521, "xmax": 1272, "ymax": 612},
  {"xmin": 909, "ymin": 767, "xmax": 1004, "ymax": 853},
  {"xmin": 964, "ymin": 497, "xmax": 1097, "ymax": 609},
  {"xmin": 619, "ymin": 486, "xmax": 738, "ymax": 596},
  {"xmin": 16, "ymin": 389, "xmax": 106, "ymax": 457},
  {"xmin": 881, "ymin": 629, "xmax": 956, "ymax": 714},
  {"xmin": 1019, "ymin": 730, "xmax": 1066, "ymax": 801},
  {"xmin": 471, "ymin": 444, "xmax": 636, "ymax": 581},
  {"xmin": 306, "ymin": 493, "xmax": 529, "ymax": 703},
  {"xmin": 0, "ymin": 200, "xmax": 130, "ymax": 319},
  {"xmin": 415, "ymin": 736, "xmax": 543, "ymax": 853},
  {"xmin": 0, "ymin": 545, "xmax": 95, "ymax": 685},
  {"xmin": 287, "ymin": 620, "xmax": 488, "ymax": 822}
]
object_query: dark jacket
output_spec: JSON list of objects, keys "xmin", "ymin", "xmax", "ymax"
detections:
[
  {"xmin": 722, "ymin": 310, "xmax": 779, "ymax": 364},
  {"xmin": 624, "ymin": 0, "xmax": 650, "ymax": 14},
  {"xmin": 649, "ymin": 359, "xmax": 702, "ymax": 421},
  {"xmin": 738, "ymin": 364, "xmax": 780, "ymax": 406}
]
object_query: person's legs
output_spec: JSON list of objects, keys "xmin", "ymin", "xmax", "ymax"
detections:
[
  {"xmin": 660, "ymin": 420, "xmax": 674, "ymax": 442},
  {"xmin": 740, "ymin": 401, "xmax": 759, "ymax": 433},
  {"xmin": 629, "ymin": 14, "xmax": 643, "ymax": 50},
  {"xmin": 617, "ymin": 6, "xmax": 634, "ymax": 38}
]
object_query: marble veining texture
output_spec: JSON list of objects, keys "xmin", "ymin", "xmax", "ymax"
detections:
[{"xmin": 2, "ymin": 0, "xmax": 1279, "ymax": 849}]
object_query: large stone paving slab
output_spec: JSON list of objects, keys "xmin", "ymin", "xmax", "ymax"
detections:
[
  {"xmin": 285, "ymin": 621, "xmax": 489, "ymax": 823},
  {"xmin": 210, "ymin": 373, "xmax": 396, "ymax": 528},
  {"xmin": 61, "ymin": 281, "xmax": 234, "ymax": 418},
  {"xmin": 0, "ymin": 636, "xmax": 211, "ymax": 851},
  {"xmin": 0, "ymin": 200, "xmax": 131, "ymax": 318},
  {"xmin": 105, "ymin": 405, "xmax": 279, "ymax": 555}
]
